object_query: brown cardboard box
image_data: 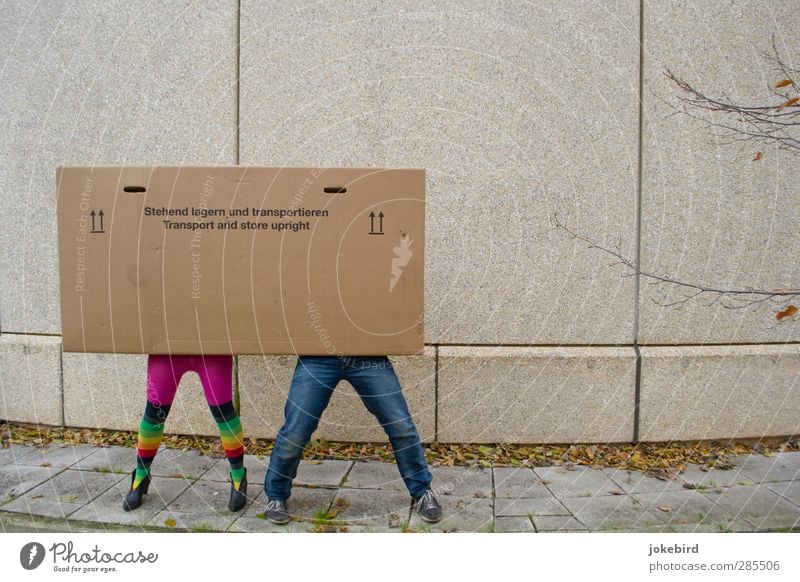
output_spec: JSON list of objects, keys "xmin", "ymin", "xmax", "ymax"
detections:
[{"xmin": 56, "ymin": 166, "xmax": 424, "ymax": 355}]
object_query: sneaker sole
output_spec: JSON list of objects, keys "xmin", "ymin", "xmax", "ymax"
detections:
[{"xmin": 267, "ymin": 516, "xmax": 290, "ymax": 525}]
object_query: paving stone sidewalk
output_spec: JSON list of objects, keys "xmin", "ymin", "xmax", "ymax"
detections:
[{"xmin": 1, "ymin": 443, "xmax": 799, "ymax": 533}]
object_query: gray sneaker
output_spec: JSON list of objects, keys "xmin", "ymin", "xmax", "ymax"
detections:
[
  {"xmin": 264, "ymin": 499, "xmax": 290, "ymax": 525},
  {"xmin": 413, "ymin": 488, "xmax": 442, "ymax": 523}
]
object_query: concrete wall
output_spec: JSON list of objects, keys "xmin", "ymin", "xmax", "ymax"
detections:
[{"xmin": 1, "ymin": 1, "xmax": 798, "ymax": 443}]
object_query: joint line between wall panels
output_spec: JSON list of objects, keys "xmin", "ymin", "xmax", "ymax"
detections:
[
  {"xmin": 58, "ymin": 345, "xmax": 65, "ymax": 426},
  {"xmin": 633, "ymin": 344, "xmax": 642, "ymax": 442},
  {"xmin": 235, "ymin": 0, "xmax": 241, "ymax": 166},
  {"xmin": 634, "ymin": 0, "xmax": 644, "ymax": 346},
  {"xmin": 434, "ymin": 345, "xmax": 439, "ymax": 443}
]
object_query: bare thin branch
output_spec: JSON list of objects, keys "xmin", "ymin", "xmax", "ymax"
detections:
[
  {"xmin": 661, "ymin": 44, "xmax": 800, "ymax": 156},
  {"xmin": 550, "ymin": 212, "xmax": 800, "ymax": 314}
]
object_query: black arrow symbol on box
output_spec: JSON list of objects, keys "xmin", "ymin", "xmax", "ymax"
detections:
[
  {"xmin": 91, "ymin": 210, "xmax": 105, "ymax": 233},
  {"xmin": 369, "ymin": 210, "xmax": 384, "ymax": 235}
]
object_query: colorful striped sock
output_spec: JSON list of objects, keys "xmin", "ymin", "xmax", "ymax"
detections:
[
  {"xmin": 133, "ymin": 401, "xmax": 170, "ymax": 490},
  {"xmin": 210, "ymin": 401, "xmax": 245, "ymax": 491}
]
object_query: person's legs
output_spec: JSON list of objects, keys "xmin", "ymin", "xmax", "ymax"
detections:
[
  {"xmin": 195, "ymin": 355, "xmax": 246, "ymax": 492},
  {"xmin": 343, "ymin": 356, "xmax": 432, "ymax": 499},
  {"xmin": 131, "ymin": 355, "xmax": 188, "ymax": 491},
  {"xmin": 265, "ymin": 356, "xmax": 342, "ymax": 501}
]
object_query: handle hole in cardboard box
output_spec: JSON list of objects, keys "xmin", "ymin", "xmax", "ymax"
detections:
[
  {"xmin": 323, "ymin": 186, "xmax": 347, "ymax": 194},
  {"xmin": 123, "ymin": 186, "xmax": 147, "ymax": 193}
]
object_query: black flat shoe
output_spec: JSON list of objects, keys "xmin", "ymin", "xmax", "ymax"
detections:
[
  {"xmin": 413, "ymin": 488, "xmax": 442, "ymax": 523},
  {"xmin": 228, "ymin": 467, "xmax": 248, "ymax": 512},
  {"xmin": 123, "ymin": 469, "xmax": 150, "ymax": 512}
]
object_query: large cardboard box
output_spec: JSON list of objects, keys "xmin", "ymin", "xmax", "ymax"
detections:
[{"xmin": 56, "ymin": 166, "xmax": 424, "ymax": 355}]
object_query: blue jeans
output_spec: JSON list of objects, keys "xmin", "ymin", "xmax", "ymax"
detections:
[{"xmin": 265, "ymin": 356, "xmax": 432, "ymax": 501}]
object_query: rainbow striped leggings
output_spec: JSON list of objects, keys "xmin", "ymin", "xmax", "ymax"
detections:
[{"xmin": 131, "ymin": 354, "xmax": 245, "ymax": 491}]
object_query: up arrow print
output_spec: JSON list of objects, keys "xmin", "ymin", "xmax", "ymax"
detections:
[
  {"xmin": 91, "ymin": 209, "xmax": 106, "ymax": 233},
  {"xmin": 369, "ymin": 210, "xmax": 385, "ymax": 235}
]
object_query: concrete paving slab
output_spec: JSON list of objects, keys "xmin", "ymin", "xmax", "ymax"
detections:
[
  {"xmin": 626, "ymin": 524, "xmax": 677, "ymax": 533},
  {"xmin": 0, "ymin": 465, "xmax": 61, "ymax": 503},
  {"xmin": 495, "ymin": 516, "xmax": 535, "ymax": 532},
  {"xmin": 704, "ymin": 485, "xmax": 800, "ymax": 531},
  {"xmin": 764, "ymin": 481, "xmax": 800, "ymax": 508},
  {"xmin": 148, "ymin": 479, "xmax": 247, "ymax": 532},
  {"xmin": 330, "ymin": 524, "xmax": 404, "ymax": 533},
  {"xmin": 430, "ymin": 465, "xmax": 492, "ymax": 498},
  {"xmin": 244, "ymin": 486, "xmax": 336, "ymax": 521},
  {"xmin": 228, "ymin": 516, "xmax": 316, "ymax": 533},
  {"xmin": 535, "ymin": 465, "xmax": 621, "ymax": 498},
  {"xmin": 666, "ymin": 524, "xmax": 728, "ymax": 533},
  {"xmin": 494, "ymin": 467, "xmax": 549, "ymax": 498},
  {"xmin": 343, "ymin": 461, "xmax": 407, "ymax": 492},
  {"xmin": 407, "ymin": 496, "xmax": 493, "ymax": 533},
  {"xmin": 495, "ymin": 496, "xmax": 569, "ymax": 517},
  {"xmin": 147, "ymin": 449, "xmax": 218, "ymax": 480},
  {"xmin": 27, "ymin": 469, "xmax": 125, "ymax": 503},
  {"xmin": 15, "ymin": 444, "xmax": 102, "ymax": 469},
  {"xmin": 0, "ymin": 443, "xmax": 38, "ymax": 464},
  {"xmin": 70, "ymin": 476, "xmax": 192, "ymax": 527},
  {"xmin": 677, "ymin": 463, "xmax": 754, "ymax": 489},
  {"xmin": 604, "ymin": 468, "xmax": 689, "ymax": 494},
  {"xmin": 532, "ymin": 515, "xmax": 588, "ymax": 532},
  {"xmin": 638, "ymin": 347, "xmax": 800, "ymax": 439},
  {"xmin": 736, "ymin": 453, "xmax": 800, "ymax": 484},
  {"xmin": 201, "ymin": 454, "xmax": 269, "ymax": 483},
  {"xmin": 296, "ymin": 459, "xmax": 353, "ymax": 488},
  {"xmin": 0, "ymin": 336, "xmax": 63, "ymax": 424},
  {"xmin": 239, "ymin": 1, "xmax": 640, "ymax": 349},
  {"xmin": 71, "ymin": 446, "xmax": 135, "ymax": 473},
  {"xmin": 632, "ymin": 490, "xmax": 736, "ymax": 531},
  {"xmin": 2, "ymin": 470, "xmax": 124, "ymax": 519},
  {"xmin": 329, "ymin": 488, "xmax": 411, "ymax": 527},
  {"xmin": 2, "ymin": 497, "xmax": 85, "ymax": 520},
  {"xmin": 561, "ymin": 495, "xmax": 669, "ymax": 532},
  {"xmin": 438, "ymin": 349, "xmax": 635, "ymax": 443},
  {"xmin": 726, "ymin": 454, "xmax": 755, "ymax": 465}
]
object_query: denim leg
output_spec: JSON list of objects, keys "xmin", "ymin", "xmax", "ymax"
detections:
[
  {"xmin": 344, "ymin": 357, "xmax": 432, "ymax": 498},
  {"xmin": 265, "ymin": 357, "xmax": 342, "ymax": 501}
]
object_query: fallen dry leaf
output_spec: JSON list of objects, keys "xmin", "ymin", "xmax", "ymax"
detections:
[
  {"xmin": 776, "ymin": 305, "xmax": 797, "ymax": 321},
  {"xmin": 657, "ymin": 505, "xmax": 672, "ymax": 512},
  {"xmin": 2, "ymin": 421, "xmax": 797, "ymax": 478}
]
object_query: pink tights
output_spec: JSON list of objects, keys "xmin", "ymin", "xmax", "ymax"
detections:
[{"xmin": 146, "ymin": 354, "xmax": 233, "ymax": 407}]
